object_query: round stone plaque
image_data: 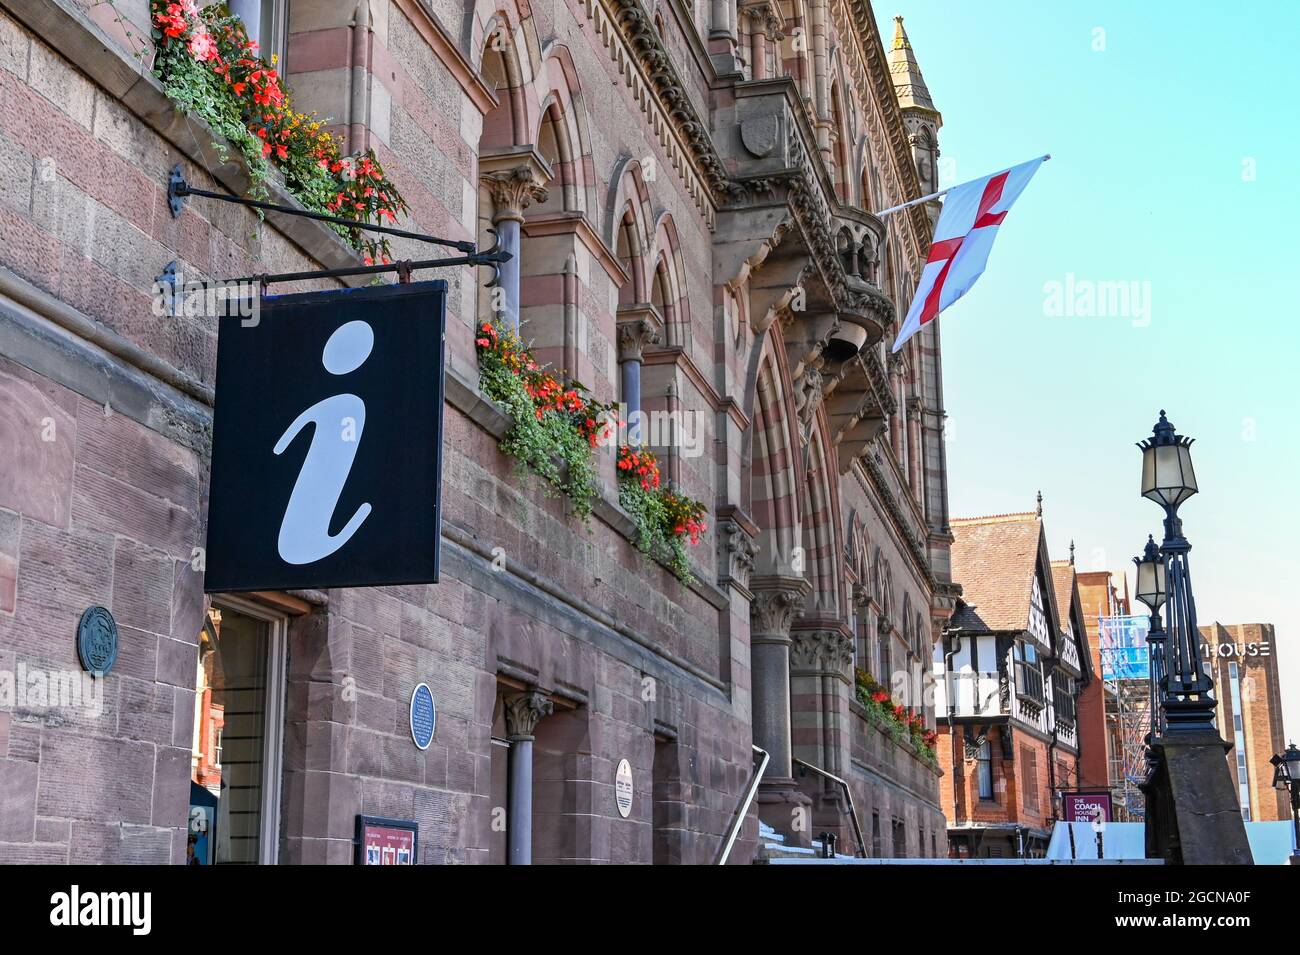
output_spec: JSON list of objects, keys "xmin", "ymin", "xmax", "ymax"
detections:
[{"xmin": 76, "ymin": 605, "xmax": 119, "ymax": 676}]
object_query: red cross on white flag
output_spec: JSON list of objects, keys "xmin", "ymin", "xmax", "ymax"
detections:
[{"xmin": 892, "ymin": 155, "xmax": 1047, "ymax": 353}]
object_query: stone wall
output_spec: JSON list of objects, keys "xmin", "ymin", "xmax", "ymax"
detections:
[{"xmin": 0, "ymin": 0, "xmax": 953, "ymax": 864}]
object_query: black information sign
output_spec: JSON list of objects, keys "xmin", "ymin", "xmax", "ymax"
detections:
[{"xmin": 205, "ymin": 281, "xmax": 446, "ymax": 592}]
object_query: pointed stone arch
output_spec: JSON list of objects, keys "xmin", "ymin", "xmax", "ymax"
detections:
[
  {"xmin": 799, "ymin": 425, "xmax": 843, "ymax": 617},
  {"xmin": 649, "ymin": 211, "xmax": 691, "ymax": 349},
  {"xmin": 475, "ymin": 5, "xmax": 550, "ymax": 332},
  {"xmin": 608, "ymin": 159, "xmax": 654, "ymax": 305},
  {"xmin": 745, "ymin": 348, "xmax": 802, "ymax": 578},
  {"xmin": 535, "ymin": 43, "xmax": 598, "ymax": 217},
  {"xmin": 474, "ymin": 7, "xmax": 542, "ymax": 151}
]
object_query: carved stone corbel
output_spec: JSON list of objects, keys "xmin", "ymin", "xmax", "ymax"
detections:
[
  {"xmin": 852, "ymin": 582, "xmax": 872, "ymax": 611},
  {"xmin": 718, "ymin": 519, "xmax": 759, "ymax": 593}
]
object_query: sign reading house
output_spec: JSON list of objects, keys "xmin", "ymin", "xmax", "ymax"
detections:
[{"xmin": 205, "ymin": 281, "xmax": 445, "ymax": 592}]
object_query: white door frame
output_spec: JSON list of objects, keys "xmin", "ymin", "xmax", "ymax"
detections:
[{"xmin": 211, "ymin": 595, "xmax": 289, "ymax": 866}]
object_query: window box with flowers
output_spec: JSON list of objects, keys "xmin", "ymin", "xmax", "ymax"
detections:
[
  {"xmin": 615, "ymin": 446, "xmax": 707, "ymax": 584},
  {"xmin": 473, "ymin": 320, "xmax": 707, "ymax": 583},
  {"xmin": 474, "ymin": 320, "xmax": 614, "ymax": 519},
  {"xmin": 149, "ymin": 1, "xmax": 408, "ymax": 262},
  {"xmin": 854, "ymin": 668, "xmax": 939, "ymax": 768}
]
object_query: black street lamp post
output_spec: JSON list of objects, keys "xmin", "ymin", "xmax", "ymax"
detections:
[
  {"xmin": 1132, "ymin": 534, "xmax": 1167, "ymax": 748},
  {"xmin": 1271, "ymin": 743, "xmax": 1300, "ymax": 863},
  {"xmin": 1136, "ymin": 411, "xmax": 1216, "ymax": 733},
  {"xmin": 1135, "ymin": 411, "xmax": 1253, "ymax": 865}
]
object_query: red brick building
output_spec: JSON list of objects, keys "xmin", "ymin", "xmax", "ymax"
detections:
[
  {"xmin": 934, "ymin": 509, "xmax": 1092, "ymax": 858},
  {"xmin": 1074, "ymin": 569, "xmax": 1129, "ymax": 813},
  {"xmin": 1200, "ymin": 622, "xmax": 1288, "ymax": 822}
]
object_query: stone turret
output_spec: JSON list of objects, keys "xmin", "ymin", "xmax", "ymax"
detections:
[{"xmin": 888, "ymin": 16, "xmax": 943, "ymax": 205}]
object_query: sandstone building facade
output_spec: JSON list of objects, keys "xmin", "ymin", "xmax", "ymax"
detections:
[{"xmin": 0, "ymin": 0, "xmax": 954, "ymax": 862}]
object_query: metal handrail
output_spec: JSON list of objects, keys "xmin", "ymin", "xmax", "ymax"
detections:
[
  {"xmin": 716, "ymin": 745, "xmax": 769, "ymax": 865},
  {"xmin": 793, "ymin": 757, "xmax": 867, "ymax": 858}
]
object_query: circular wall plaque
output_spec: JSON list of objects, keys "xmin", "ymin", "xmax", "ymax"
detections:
[
  {"xmin": 76, "ymin": 606, "xmax": 119, "ymax": 676},
  {"xmin": 615, "ymin": 758, "xmax": 634, "ymax": 818},
  {"xmin": 409, "ymin": 683, "xmax": 437, "ymax": 750}
]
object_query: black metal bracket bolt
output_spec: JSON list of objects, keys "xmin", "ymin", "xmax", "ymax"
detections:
[{"xmin": 168, "ymin": 164, "xmax": 189, "ymax": 218}]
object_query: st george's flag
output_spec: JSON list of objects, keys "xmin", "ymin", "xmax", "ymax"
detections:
[{"xmin": 892, "ymin": 155, "xmax": 1046, "ymax": 352}]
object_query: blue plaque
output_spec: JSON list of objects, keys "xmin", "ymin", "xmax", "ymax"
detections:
[
  {"xmin": 76, "ymin": 605, "xmax": 118, "ymax": 676},
  {"xmin": 409, "ymin": 683, "xmax": 436, "ymax": 750}
]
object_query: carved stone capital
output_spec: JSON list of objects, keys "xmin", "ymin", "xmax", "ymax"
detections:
[
  {"xmin": 790, "ymin": 629, "xmax": 855, "ymax": 677},
  {"xmin": 750, "ymin": 581, "xmax": 809, "ymax": 640},
  {"xmin": 481, "ymin": 166, "xmax": 549, "ymax": 222},
  {"xmin": 616, "ymin": 315, "xmax": 662, "ymax": 363},
  {"xmin": 740, "ymin": 0, "xmax": 785, "ymax": 40},
  {"xmin": 504, "ymin": 690, "xmax": 553, "ymax": 740}
]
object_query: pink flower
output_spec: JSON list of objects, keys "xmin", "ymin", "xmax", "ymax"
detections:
[{"xmin": 188, "ymin": 29, "xmax": 219, "ymax": 62}]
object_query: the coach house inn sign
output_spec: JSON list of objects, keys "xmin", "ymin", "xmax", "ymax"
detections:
[{"xmin": 205, "ymin": 282, "xmax": 447, "ymax": 592}]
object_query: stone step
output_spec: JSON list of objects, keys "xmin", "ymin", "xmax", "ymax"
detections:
[{"xmin": 754, "ymin": 825, "xmax": 855, "ymax": 862}]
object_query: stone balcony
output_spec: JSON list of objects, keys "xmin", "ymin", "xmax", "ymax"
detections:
[{"xmin": 713, "ymin": 77, "xmax": 898, "ymax": 472}]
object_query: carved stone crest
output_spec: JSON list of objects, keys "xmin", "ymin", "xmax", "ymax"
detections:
[{"xmin": 741, "ymin": 115, "xmax": 780, "ymax": 158}]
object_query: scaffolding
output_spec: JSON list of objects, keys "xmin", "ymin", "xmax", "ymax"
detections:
[{"xmin": 1098, "ymin": 615, "xmax": 1152, "ymax": 821}]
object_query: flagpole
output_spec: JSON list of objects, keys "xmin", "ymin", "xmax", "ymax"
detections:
[{"xmin": 873, "ymin": 154, "xmax": 1051, "ymax": 218}]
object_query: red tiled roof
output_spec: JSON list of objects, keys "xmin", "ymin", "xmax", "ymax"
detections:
[{"xmin": 949, "ymin": 512, "xmax": 1044, "ymax": 632}]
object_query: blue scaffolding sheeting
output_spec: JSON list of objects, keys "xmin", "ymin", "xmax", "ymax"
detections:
[{"xmin": 1098, "ymin": 614, "xmax": 1151, "ymax": 681}]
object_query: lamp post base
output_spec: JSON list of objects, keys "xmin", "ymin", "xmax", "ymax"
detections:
[
  {"xmin": 1146, "ymin": 732, "xmax": 1253, "ymax": 865},
  {"xmin": 1161, "ymin": 697, "xmax": 1219, "ymax": 736}
]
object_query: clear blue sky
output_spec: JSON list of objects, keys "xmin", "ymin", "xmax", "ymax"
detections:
[{"xmin": 877, "ymin": 2, "xmax": 1300, "ymax": 744}]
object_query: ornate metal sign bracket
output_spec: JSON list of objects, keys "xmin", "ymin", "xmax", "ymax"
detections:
[{"xmin": 165, "ymin": 164, "xmax": 509, "ymax": 287}]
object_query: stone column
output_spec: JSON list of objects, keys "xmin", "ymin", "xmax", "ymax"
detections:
[
  {"xmin": 750, "ymin": 579, "xmax": 813, "ymax": 845},
  {"xmin": 503, "ymin": 690, "xmax": 553, "ymax": 865},
  {"xmin": 616, "ymin": 314, "xmax": 660, "ymax": 445},
  {"xmin": 480, "ymin": 165, "xmax": 549, "ymax": 332},
  {"xmin": 740, "ymin": 2, "xmax": 784, "ymax": 83},
  {"xmin": 791, "ymin": 627, "xmax": 856, "ymax": 850},
  {"xmin": 852, "ymin": 583, "xmax": 872, "ymax": 667},
  {"xmin": 906, "ymin": 396, "xmax": 924, "ymax": 502}
]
